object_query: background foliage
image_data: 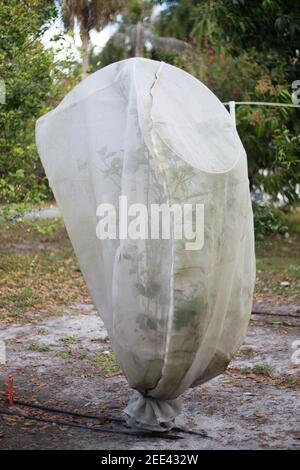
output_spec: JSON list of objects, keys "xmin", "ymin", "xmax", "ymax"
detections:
[
  {"xmin": 0, "ymin": 0, "xmax": 77, "ymax": 205},
  {"xmin": 0, "ymin": 0, "xmax": 299, "ymax": 238}
]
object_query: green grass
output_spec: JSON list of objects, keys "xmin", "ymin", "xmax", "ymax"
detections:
[
  {"xmin": 286, "ymin": 209, "xmax": 300, "ymax": 234},
  {"xmin": 0, "ymin": 209, "xmax": 299, "ymax": 325},
  {"xmin": 29, "ymin": 343, "xmax": 51, "ymax": 353},
  {"xmin": 94, "ymin": 352, "xmax": 121, "ymax": 376},
  {"xmin": 252, "ymin": 363, "xmax": 275, "ymax": 376},
  {"xmin": 56, "ymin": 348, "xmax": 73, "ymax": 358},
  {"xmin": 79, "ymin": 352, "xmax": 89, "ymax": 360},
  {"xmin": 0, "ymin": 219, "xmax": 90, "ymax": 323},
  {"xmin": 239, "ymin": 363, "xmax": 275, "ymax": 377},
  {"xmin": 59, "ymin": 336, "xmax": 78, "ymax": 344},
  {"xmin": 278, "ymin": 373, "xmax": 300, "ymax": 390},
  {"xmin": 232, "ymin": 365, "xmax": 299, "ymax": 389},
  {"xmin": 255, "ymin": 233, "xmax": 300, "ymax": 301},
  {"xmin": 1, "ymin": 286, "xmax": 39, "ymax": 310}
]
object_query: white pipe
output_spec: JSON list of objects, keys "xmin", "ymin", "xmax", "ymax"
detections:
[
  {"xmin": 223, "ymin": 101, "xmax": 300, "ymax": 108},
  {"xmin": 229, "ymin": 101, "xmax": 236, "ymax": 127}
]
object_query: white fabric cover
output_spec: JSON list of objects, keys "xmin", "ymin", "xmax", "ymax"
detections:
[{"xmin": 36, "ymin": 58, "xmax": 255, "ymax": 431}]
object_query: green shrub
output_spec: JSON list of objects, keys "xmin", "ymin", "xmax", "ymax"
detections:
[{"xmin": 253, "ymin": 203, "xmax": 288, "ymax": 240}]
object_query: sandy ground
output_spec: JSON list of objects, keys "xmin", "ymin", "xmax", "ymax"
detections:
[{"xmin": 0, "ymin": 303, "xmax": 299, "ymax": 450}]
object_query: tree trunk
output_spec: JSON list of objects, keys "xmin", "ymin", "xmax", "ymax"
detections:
[
  {"xmin": 132, "ymin": 21, "xmax": 144, "ymax": 57},
  {"xmin": 81, "ymin": 28, "xmax": 89, "ymax": 80}
]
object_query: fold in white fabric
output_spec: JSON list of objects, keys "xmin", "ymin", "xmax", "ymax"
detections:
[
  {"xmin": 124, "ymin": 391, "xmax": 182, "ymax": 432},
  {"xmin": 36, "ymin": 58, "xmax": 255, "ymax": 431}
]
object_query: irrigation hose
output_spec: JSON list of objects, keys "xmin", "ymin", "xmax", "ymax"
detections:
[{"xmin": 0, "ymin": 407, "xmax": 183, "ymax": 440}]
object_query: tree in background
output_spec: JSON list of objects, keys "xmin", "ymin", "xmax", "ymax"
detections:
[
  {"xmin": 61, "ymin": 0, "xmax": 125, "ymax": 78},
  {"xmin": 155, "ymin": 0, "xmax": 300, "ymax": 217},
  {"xmin": 1, "ymin": 0, "xmax": 298, "ymax": 237},
  {"xmin": 0, "ymin": 1, "xmax": 59, "ymax": 205},
  {"xmin": 192, "ymin": 0, "xmax": 300, "ymax": 82},
  {"xmin": 0, "ymin": 0, "xmax": 80, "ymax": 207},
  {"xmin": 89, "ymin": 0, "xmax": 188, "ymax": 71},
  {"xmin": 157, "ymin": 0, "xmax": 202, "ymax": 41}
]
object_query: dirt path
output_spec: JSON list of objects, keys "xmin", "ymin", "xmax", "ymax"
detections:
[{"xmin": 0, "ymin": 304, "xmax": 299, "ymax": 450}]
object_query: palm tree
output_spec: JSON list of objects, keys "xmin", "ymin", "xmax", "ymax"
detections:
[
  {"xmin": 107, "ymin": 0, "xmax": 188, "ymax": 60},
  {"xmin": 62, "ymin": 0, "xmax": 125, "ymax": 78}
]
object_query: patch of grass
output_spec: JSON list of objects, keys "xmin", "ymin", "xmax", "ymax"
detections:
[
  {"xmin": 238, "ymin": 363, "xmax": 275, "ymax": 377},
  {"xmin": 270, "ymin": 321, "xmax": 292, "ymax": 328},
  {"xmin": 94, "ymin": 351, "xmax": 121, "ymax": 376},
  {"xmin": 79, "ymin": 352, "xmax": 89, "ymax": 360},
  {"xmin": 286, "ymin": 209, "xmax": 300, "ymax": 234},
  {"xmin": 287, "ymin": 264, "xmax": 300, "ymax": 279},
  {"xmin": 0, "ymin": 286, "xmax": 38, "ymax": 310},
  {"xmin": 29, "ymin": 343, "xmax": 50, "ymax": 353},
  {"xmin": 239, "ymin": 366, "xmax": 252, "ymax": 375},
  {"xmin": 0, "ymin": 220, "xmax": 90, "ymax": 323},
  {"xmin": 235, "ymin": 347, "xmax": 255, "ymax": 358},
  {"xmin": 0, "ymin": 251, "xmax": 88, "ymax": 321},
  {"xmin": 5, "ymin": 308, "xmax": 23, "ymax": 318},
  {"xmin": 255, "ymin": 233, "xmax": 300, "ymax": 302},
  {"xmin": 252, "ymin": 363, "xmax": 275, "ymax": 376},
  {"xmin": 0, "ymin": 218, "xmax": 66, "ymax": 247},
  {"xmin": 59, "ymin": 336, "xmax": 78, "ymax": 345},
  {"xmin": 27, "ymin": 218, "xmax": 62, "ymax": 236},
  {"xmin": 277, "ymin": 373, "xmax": 300, "ymax": 390},
  {"xmin": 56, "ymin": 348, "xmax": 72, "ymax": 358}
]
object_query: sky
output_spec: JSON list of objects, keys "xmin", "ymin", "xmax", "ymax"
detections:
[
  {"xmin": 41, "ymin": 5, "xmax": 164, "ymax": 63},
  {"xmin": 41, "ymin": 16, "xmax": 119, "ymax": 62}
]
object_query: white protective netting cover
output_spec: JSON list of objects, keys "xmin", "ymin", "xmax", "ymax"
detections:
[{"xmin": 36, "ymin": 58, "xmax": 255, "ymax": 431}]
